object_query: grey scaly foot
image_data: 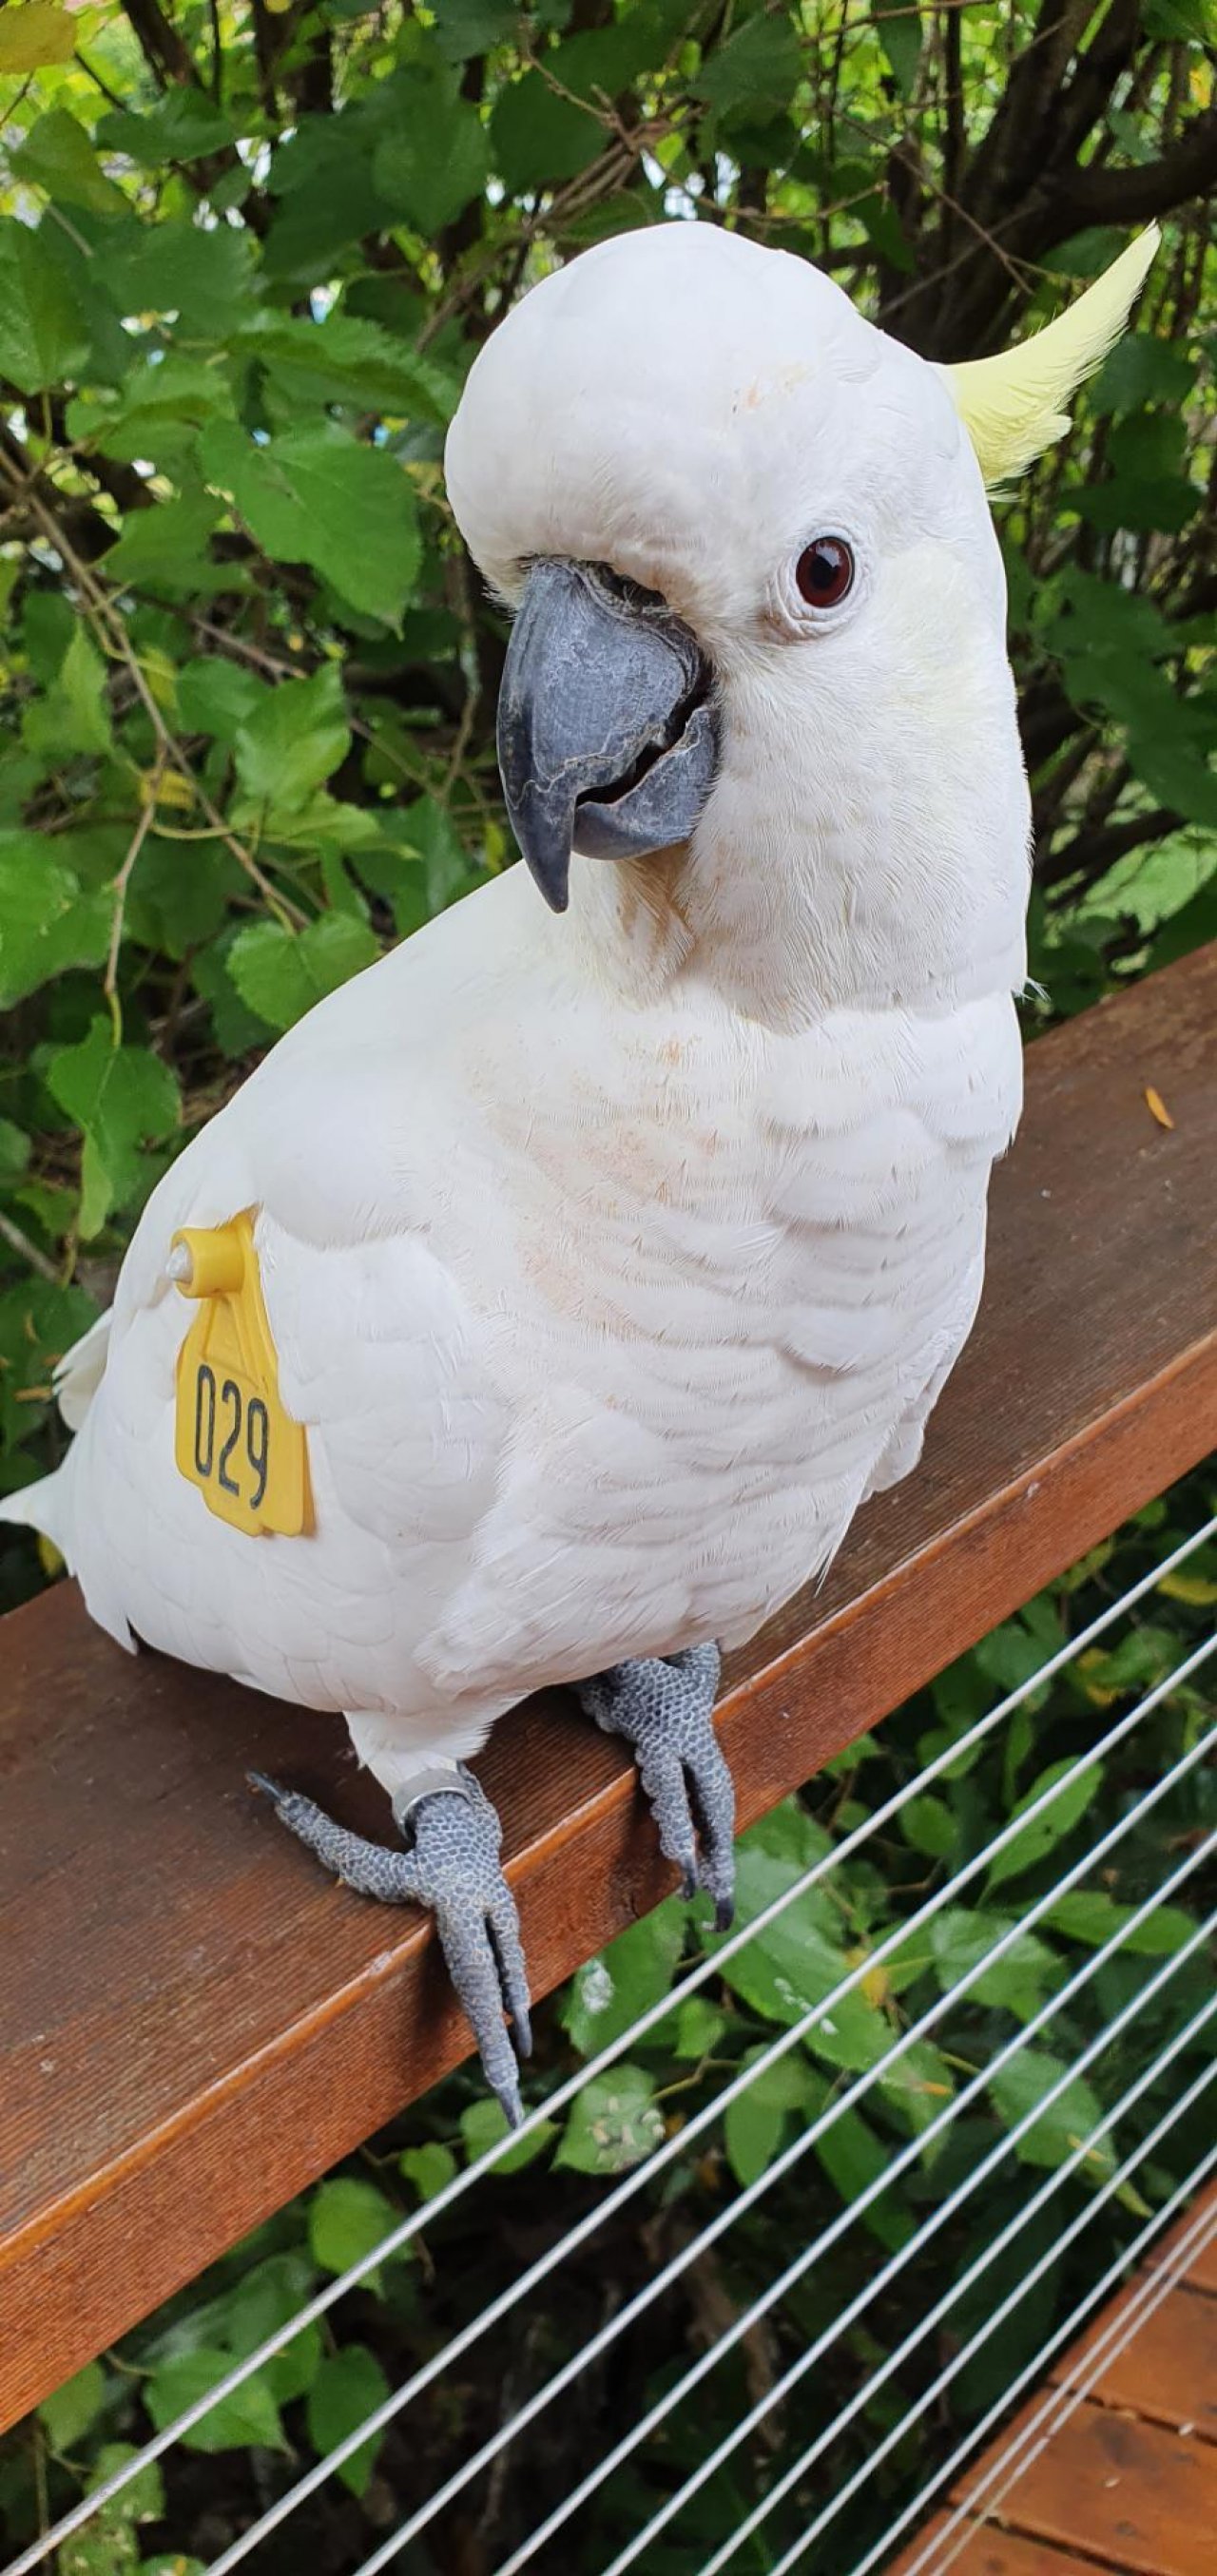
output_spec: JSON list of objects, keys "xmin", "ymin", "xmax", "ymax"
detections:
[
  {"xmin": 248, "ymin": 1766, "xmax": 531, "ymax": 2126},
  {"xmin": 576, "ymin": 1644, "xmax": 735, "ymax": 1929}
]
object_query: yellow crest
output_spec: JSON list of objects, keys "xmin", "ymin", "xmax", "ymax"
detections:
[{"xmin": 940, "ymin": 228, "xmax": 1160, "ymax": 486}]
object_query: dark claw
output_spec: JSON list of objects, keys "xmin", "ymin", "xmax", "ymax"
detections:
[{"xmin": 577, "ymin": 1644, "xmax": 736, "ymax": 1923}]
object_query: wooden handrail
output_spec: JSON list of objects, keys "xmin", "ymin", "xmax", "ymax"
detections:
[{"xmin": 2, "ymin": 945, "xmax": 1215, "ymax": 2431}]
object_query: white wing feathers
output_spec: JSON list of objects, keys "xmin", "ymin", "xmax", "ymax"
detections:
[{"xmin": 8, "ymin": 866, "xmax": 1021, "ymax": 1762}]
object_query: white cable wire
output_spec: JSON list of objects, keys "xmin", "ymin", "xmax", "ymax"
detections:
[
  {"xmin": 338, "ymin": 1670, "xmax": 1215, "ymax": 2576},
  {"xmin": 491, "ymin": 1833, "xmax": 1214, "ymax": 2576},
  {"xmin": 692, "ymin": 2015, "xmax": 1217, "ymax": 2576},
  {"xmin": 10, "ymin": 1521, "xmax": 1212, "ymax": 2576},
  {"xmin": 351, "ymin": 1861, "xmax": 1215, "ymax": 2576},
  {"xmin": 911, "ymin": 2200, "xmax": 1217, "ymax": 2576},
  {"xmin": 222, "ymin": 1638, "xmax": 1211, "ymax": 2566},
  {"xmin": 847, "ymin": 2161, "xmax": 1217, "ymax": 2576},
  {"xmin": 591, "ymin": 1898, "xmax": 1217, "ymax": 2576}
]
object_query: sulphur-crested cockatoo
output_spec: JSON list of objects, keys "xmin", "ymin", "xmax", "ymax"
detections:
[{"xmin": 3, "ymin": 221, "xmax": 1156, "ymax": 2120}]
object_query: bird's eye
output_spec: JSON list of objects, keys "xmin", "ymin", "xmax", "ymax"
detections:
[{"xmin": 794, "ymin": 537, "xmax": 855, "ymax": 610}]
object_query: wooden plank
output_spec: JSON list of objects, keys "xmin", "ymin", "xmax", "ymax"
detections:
[
  {"xmin": 886, "ymin": 2517, "xmax": 1111, "ymax": 2575},
  {"xmin": 2, "ymin": 944, "xmax": 1216, "ymax": 2430},
  {"xmin": 954, "ymin": 2399, "xmax": 1217, "ymax": 2576},
  {"xmin": 1144, "ymin": 2183, "xmax": 1217, "ymax": 2297},
  {"xmin": 1048, "ymin": 2282, "xmax": 1217, "ymax": 2441}
]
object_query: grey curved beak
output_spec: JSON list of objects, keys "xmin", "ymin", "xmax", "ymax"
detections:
[{"xmin": 496, "ymin": 558, "xmax": 719, "ymax": 913}]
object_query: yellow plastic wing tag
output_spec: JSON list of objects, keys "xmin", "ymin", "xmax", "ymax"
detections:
[{"xmin": 171, "ymin": 1213, "xmax": 312, "ymax": 1539}]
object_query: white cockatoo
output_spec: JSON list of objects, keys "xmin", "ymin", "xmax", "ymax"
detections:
[{"xmin": 3, "ymin": 221, "xmax": 1156, "ymax": 2119}]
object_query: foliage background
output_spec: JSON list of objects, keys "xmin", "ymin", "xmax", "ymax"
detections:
[
  {"xmin": 0, "ymin": 1, "xmax": 1214, "ymax": 2569},
  {"xmin": 1, "ymin": 0, "xmax": 1215, "ymax": 1568}
]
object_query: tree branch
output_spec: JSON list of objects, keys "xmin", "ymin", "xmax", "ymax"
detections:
[
  {"xmin": 1039, "ymin": 803, "xmax": 1182, "ymax": 892},
  {"xmin": 1052, "ymin": 108, "xmax": 1217, "ymax": 226},
  {"xmin": 120, "ymin": 0, "xmax": 201, "ymax": 91}
]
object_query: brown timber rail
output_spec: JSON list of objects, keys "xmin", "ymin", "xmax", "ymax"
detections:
[{"xmin": 1, "ymin": 945, "xmax": 1215, "ymax": 2432}]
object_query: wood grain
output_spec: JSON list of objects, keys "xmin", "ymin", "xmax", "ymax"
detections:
[
  {"xmin": 2, "ymin": 944, "xmax": 1216, "ymax": 2431},
  {"xmin": 1145, "ymin": 2184, "xmax": 1217, "ymax": 2297},
  {"xmin": 890, "ymin": 2186, "xmax": 1217, "ymax": 2573},
  {"xmin": 886, "ymin": 2521, "xmax": 1104, "ymax": 2575},
  {"xmin": 1048, "ymin": 2283, "xmax": 1217, "ymax": 2441},
  {"xmin": 953, "ymin": 2404, "xmax": 1217, "ymax": 2576}
]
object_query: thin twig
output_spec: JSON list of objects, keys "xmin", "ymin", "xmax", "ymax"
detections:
[
  {"xmin": 0, "ymin": 1210, "xmax": 61, "ymax": 1288},
  {"xmin": 104, "ymin": 772, "xmax": 163, "ymax": 1042},
  {"xmin": 0, "ymin": 452, "xmax": 305, "ymax": 930}
]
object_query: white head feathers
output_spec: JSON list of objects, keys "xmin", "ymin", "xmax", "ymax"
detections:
[{"xmin": 445, "ymin": 222, "xmax": 1153, "ymax": 1021}]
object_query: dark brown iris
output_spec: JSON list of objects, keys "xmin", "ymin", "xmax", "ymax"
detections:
[{"xmin": 795, "ymin": 537, "xmax": 855, "ymax": 608}]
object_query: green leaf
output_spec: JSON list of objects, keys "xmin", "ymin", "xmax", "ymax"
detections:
[
  {"xmin": 85, "ymin": 2443, "xmax": 164, "ymax": 2526},
  {"xmin": 554, "ymin": 2067, "xmax": 665, "ymax": 2175},
  {"xmin": 96, "ymin": 92, "xmax": 240, "ymax": 167},
  {"xmin": 878, "ymin": 2036, "xmax": 956, "ymax": 2141},
  {"xmin": 307, "ymin": 2176, "xmax": 399, "ymax": 2280},
  {"xmin": 0, "ymin": 4, "xmax": 77, "ymax": 72},
  {"xmin": 227, "ymin": 914, "xmax": 380, "ymax": 1034},
  {"xmin": 989, "ymin": 2050, "xmax": 1115, "ymax": 2181},
  {"xmin": 176, "ymin": 657, "xmax": 268, "ymax": 741},
  {"xmin": 1090, "ymin": 332, "xmax": 1198, "ymax": 415},
  {"xmin": 695, "ymin": 16, "xmax": 802, "ymax": 122},
  {"xmin": 233, "ymin": 664, "xmax": 350, "ymax": 812},
  {"xmin": 562, "ymin": 1898, "xmax": 686, "ymax": 2055},
  {"xmin": 0, "ymin": 1118, "xmax": 31, "ymax": 1185},
  {"xmin": 23, "ymin": 625, "xmax": 113, "ymax": 759},
  {"xmin": 10, "ymin": 108, "xmax": 128, "ymax": 215},
  {"xmin": 222, "ymin": 2253, "xmax": 323, "ymax": 2406},
  {"xmin": 872, "ymin": 2, "xmax": 923, "ymax": 100},
  {"xmin": 263, "ymin": 134, "xmax": 388, "ymax": 284},
  {"xmin": 986, "ymin": 1759, "xmax": 1103, "ymax": 1892},
  {"xmin": 727, "ymin": 1917, "xmax": 890, "ymax": 2073},
  {"xmin": 144, "ymin": 2349, "xmax": 285, "ymax": 2454},
  {"xmin": 491, "ymin": 70, "xmax": 603, "ymax": 193},
  {"xmin": 459, "ymin": 2098, "xmax": 557, "ymax": 2171},
  {"xmin": 105, "ymin": 494, "xmax": 222, "ymax": 591},
  {"xmin": 0, "ymin": 833, "xmax": 109, "ymax": 1007},
  {"xmin": 810, "ymin": 2095, "xmax": 914, "ymax": 2251},
  {"xmin": 396, "ymin": 794, "xmax": 478, "ymax": 910},
  {"xmin": 0, "ymin": 217, "xmax": 91, "ymax": 393},
  {"xmin": 1141, "ymin": 0, "xmax": 1211, "ymax": 37},
  {"xmin": 54, "ymin": 2522, "xmax": 138, "ymax": 2576},
  {"xmin": 930, "ymin": 1909, "xmax": 1060, "ymax": 2020},
  {"xmin": 306, "ymin": 2345, "xmax": 391, "ymax": 2499},
  {"xmin": 37, "ymin": 2358, "xmax": 108, "ymax": 2451},
  {"xmin": 46, "ymin": 1021, "xmax": 182, "ymax": 1237},
  {"xmin": 724, "ymin": 2047, "xmax": 817, "ymax": 2188},
  {"xmin": 672, "ymin": 1993, "xmax": 729, "ymax": 2060},
  {"xmin": 243, "ymin": 314, "xmax": 458, "ymax": 425},
  {"xmin": 1125, "ymin": 735, "xmax": 1217, "ymax": 832},
  {"xmin": 898, "ymin": 1793, "xmax": 958, "ymax": 1860},
  {"xmin": 432, "ymin": 0, "xmax": 519, "ymax": 60},
  {"xmin": 0, "ymin": 1280, "xmax": 96, "ymax": 1455},
  {"xmin": 399, "ymin": 2142, "xmax": 458, "ymax": 2201},
  {"xmin": 202, "ymin": 420, "xmax": 420, "ymax": 627},
  {"xmin": 373, "ymin": 69, "xmax": 490, "ymax": 236},
  {"xmin": 1044, "ymin": 1891, "xmax": 1199, "ymax": 1956},
  {"xmin": 105, "ymin": 221, "xmax": 259, "ymax": 340}
]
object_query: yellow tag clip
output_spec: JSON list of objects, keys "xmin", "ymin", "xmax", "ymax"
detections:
[{"xmin": 171, "ymin": 1213, "xmax": 312, "ymax": 1539}]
